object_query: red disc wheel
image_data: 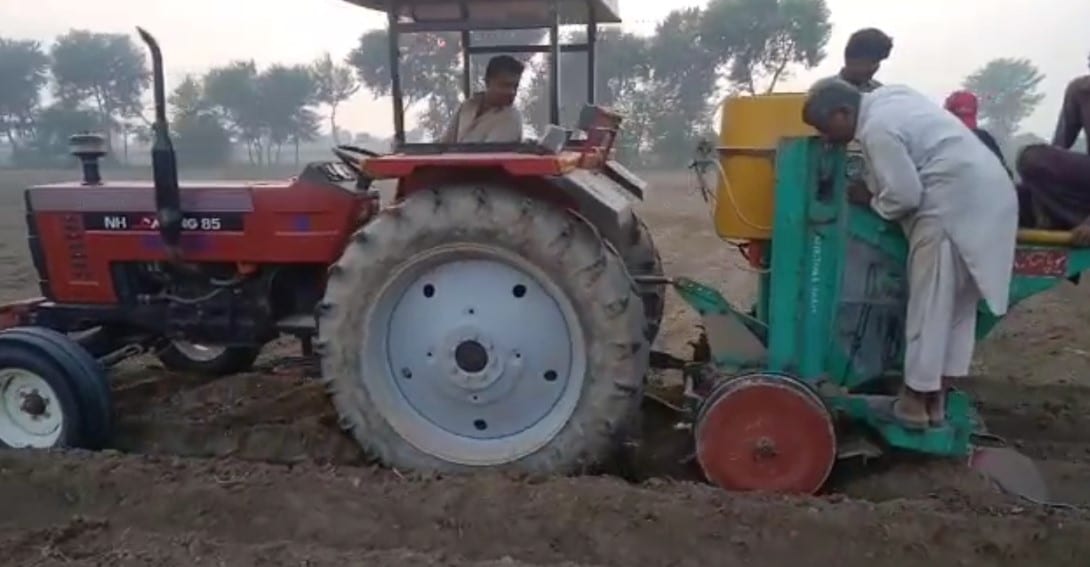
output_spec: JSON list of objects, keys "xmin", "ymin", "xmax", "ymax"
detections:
[{"xmin": 695, "ymin": 373, "xmax": 836, "ymax": 494}]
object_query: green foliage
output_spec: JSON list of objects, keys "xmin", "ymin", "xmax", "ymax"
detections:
[
  {"xmin": 173, "ymin": 112, "xmax": 233, "ymax": 168},
  {"xmin": 963, "ymin": 58, "xmax": 1046, "ymax": 143},
  {"xmin": 167, "ymin": 74, "xmax": 231, "ymax": 167},
  {"xmin": 0, "ymin": 37, "xmax": 50, "ymax": 150},
  {"xmin": 4, "ymin": 3, "xmax": 840, "ymax": 169},
  {"xmin": 203, "ymin": 60, "xmax": 262, "ymax": 143},
  {"xmin": 200, "ymin": 61, "xmax": 320, "ymax": 164},
  {"xmin": 700, "ymin": 0, "xmax": 831, "ymax": 94},
  {"xmin": 522, "ymin": 9, "xmax": 720, "ymax": 167},
  {"xmin": 523, "ymin": 28, "xmax": 651, "ymax": 133},
  {"xmin": 258, "ymin": 64, "xmax": 320, "ymax": 146},
  {"xmin": 311, "ymin": 53, "xmax": 360, "ymax": 143},
  {"xmin": 49, "ymin": 29, "xmax": 150, "ymax": 143},
  {"xmin": 16, "ymin": 102, "xmax": 102, "ymax": 167},
  {"xmin": 519, "ymin": 22, "xmax": 710, "ymax": 166},
  {"xmin": 168, "ymin": 75, "xmax": 208, "ymax": 119},
  {"xmin": 645, "ymin": 9, "xmax": 720, "ymax": 166}
]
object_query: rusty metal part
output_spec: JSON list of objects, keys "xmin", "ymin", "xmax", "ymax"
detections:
[{"xmin": 695, "ymin": 373, "xmax": 836, "ymax": 494}]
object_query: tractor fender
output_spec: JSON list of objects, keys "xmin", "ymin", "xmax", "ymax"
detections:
[
  {"xmin": 395, "ymin": 166, "xmax": 640, "ymax": 255},
  {"xmin": 548, "ymin": 168, "xmax": 639, "ymax": 254},
  {"xmin": 602, "ymin": 160, "xmax": 647, "ymax": 200}
]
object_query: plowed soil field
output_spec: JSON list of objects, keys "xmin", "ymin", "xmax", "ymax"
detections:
[{"xmin": 1, "ymin": 167, "xmax": 1089, "ymax": 566}]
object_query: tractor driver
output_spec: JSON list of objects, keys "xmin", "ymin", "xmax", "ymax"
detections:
[
  {"xmin": 802, "ymin": 79, "xmax": 1018, "ymax": 430},
  {"xmin": 439, "ymin": 55, "xmax": 526, "ymax": 144}
]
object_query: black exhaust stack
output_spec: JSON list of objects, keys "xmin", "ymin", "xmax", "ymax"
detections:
[{"xmin": 136, "ymin": 27, "xmax": 182, "ymax": 259}]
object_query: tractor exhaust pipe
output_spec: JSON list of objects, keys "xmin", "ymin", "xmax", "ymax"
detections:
[{"xmin": 136, "ymin": 27, "xmax": 183, "ymax": 261}]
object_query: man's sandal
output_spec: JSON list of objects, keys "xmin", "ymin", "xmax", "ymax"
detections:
[
  {"xmin": 875, "ymin": 398, "xmax": 931, "ymax": 431},
  {"xmin": 928, "ymin": 391, "xmax": 947, "ymax": 428}
]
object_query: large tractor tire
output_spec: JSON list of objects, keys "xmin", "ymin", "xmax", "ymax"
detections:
[
  {"xmin": 0, "ymin": 326, "xmax": 112, "ymax": 450},
  {"xmin": 318, "ymin": 185, "xmax": 649, "ymax": 475},
  {"xmin": 621, "ymin": 214, "xmax": 665, "ymax": 344},
  {"xmin": 156, "ymin": 341, "xmax": 261, "ymax": 377}
]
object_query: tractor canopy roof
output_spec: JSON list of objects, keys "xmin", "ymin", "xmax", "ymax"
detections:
[
  {"xmin": 342, "ymin": 0, "xmax": 620, "ymax": 145},
  {"xmin": 342, "ymin": 0, "xmax": 621, "ymax": 27}
]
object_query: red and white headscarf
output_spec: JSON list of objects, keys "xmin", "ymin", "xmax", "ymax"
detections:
[{"xmin": 944, "ymin": 90, "xmax": 979, "ymax": 129}]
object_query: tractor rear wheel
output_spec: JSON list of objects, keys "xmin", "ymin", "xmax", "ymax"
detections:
[
  {"xmin": 0, "ymin": 326, "xmax": 112, "ymax": 450},
  {"xmin": 156, "ymin": 341, "xmax": 261, "ymax": 376},
  {"xmin": 318, "ymin": 185, "xmax": 649, "ymax": 475},
  {"xmin": 622, "ymin": 214, "xmax": 665, "ymax": 344}
]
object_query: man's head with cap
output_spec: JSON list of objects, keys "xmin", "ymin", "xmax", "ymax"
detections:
[
  {"xmin": 802, "ymin": 78, "xmax": 863, "ymax": 144},
  {"xmin": 944, "ymin": 90, "xmax": 979, "ymax": 129}
]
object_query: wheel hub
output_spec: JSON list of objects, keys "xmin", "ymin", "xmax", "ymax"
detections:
[
  {"xmin": 20, "ymin": 391, "xmax": 48, "ymax": 416},
  {"xmin": 439, "ymin": 331, "xmax": 506, "ymax": 393},
  {"xmin": 0, "ymin": 369, "xmax": 64, "ymax": 448},
  {"xmin": 454, "ymin": 340, "xmax": 488, "ymax": 374},
  {"xmin": 368, "ymin": 247, "xmax": 587, "ymax": 466},
  {"xmin": 753, "ymin": 436, "xmax": 778, "ymax": 459}
]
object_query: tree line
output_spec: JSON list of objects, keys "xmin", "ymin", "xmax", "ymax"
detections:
[
  {"xmin": 0, "ymin": 0, "xmax": 1067, "ymax": 170},
  {"xmin": 0, "ymin": 29, "xmax": 362, "ymax": 168}
]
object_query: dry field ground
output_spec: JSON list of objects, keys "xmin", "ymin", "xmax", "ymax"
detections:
[{"xmin": 1, "ymin": 166, "xmax": 1090, "ymax": 566}]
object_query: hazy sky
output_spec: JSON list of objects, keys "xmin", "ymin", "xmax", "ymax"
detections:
[{"xmin": 4, "ymin": 0, "xmax": 1088, "ymax": 138}]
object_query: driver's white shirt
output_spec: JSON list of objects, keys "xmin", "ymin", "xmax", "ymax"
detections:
[{"xmin": 440, "ymin": 93, "xmax": 523, "ymax": 144}]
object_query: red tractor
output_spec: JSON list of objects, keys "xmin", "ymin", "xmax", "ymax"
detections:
[{"xmin": 0, "ymin": 0, "xmax": 665, "ymax": 477}]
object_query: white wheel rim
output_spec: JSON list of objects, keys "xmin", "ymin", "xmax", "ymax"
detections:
[
  {"xmin": 172, "ymin": 341, "xmax": 227, "ymax": 362},
  {"xmin": 0, "ymin": 369, "xmax": 64, "ymax": 448},
  {"xmin": 363, "ymin": 243, "xmax": 587, "ymax": 466}
]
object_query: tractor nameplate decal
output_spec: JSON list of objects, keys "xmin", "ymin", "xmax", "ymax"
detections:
[
  {"xmin": 1013, "ymin": 249, "xmax": 1068, "ymax": 277},
  {"xmin": 82, "ymin": 212, "xmax": 244, "ymax": 232}
]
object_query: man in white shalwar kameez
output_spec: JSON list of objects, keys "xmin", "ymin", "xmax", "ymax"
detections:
[
  {"xmin": 803, "ymin": 79, "xmax": 1018, "ymax": 429},
  {"xmin": 440, "ymin": 55, "xmax": 525, "ymax": 144}
]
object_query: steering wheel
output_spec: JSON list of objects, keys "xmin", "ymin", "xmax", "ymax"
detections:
[{"xmin": 332, "ymin": 144, "xmax": 379, "ymax": 177}]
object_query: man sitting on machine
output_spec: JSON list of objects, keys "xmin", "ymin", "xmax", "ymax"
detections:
[
  {"xmin": 1016, "ymin": 70, "xmax": 1090, "ymax": 242},
  {"xmin": 802, "ymin": 79, "xmax": 1018, "ymax": 430},
  {"xmin": 439, "ymin": 55, "xmax": 526, "ymax": 144}
]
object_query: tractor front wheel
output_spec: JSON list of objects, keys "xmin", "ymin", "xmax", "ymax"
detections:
[
  {"xmin": 318, "ymin": 185, "xmax": 649, "ymax": 475},
  {"xmin": 0, "ymin": 326, "xmax": 112, "ymax": 450}
]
